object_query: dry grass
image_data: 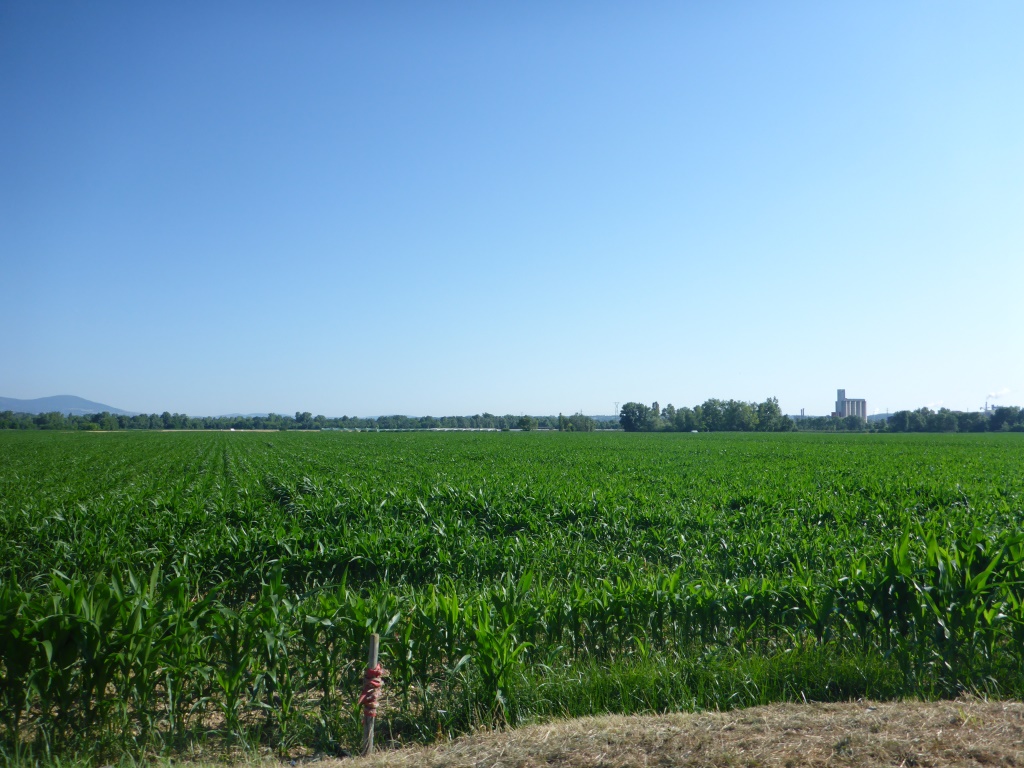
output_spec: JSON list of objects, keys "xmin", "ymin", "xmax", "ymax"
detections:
[{"xmin": 335, "ymin": 699, "xmax": 1024, "ymax": 768}]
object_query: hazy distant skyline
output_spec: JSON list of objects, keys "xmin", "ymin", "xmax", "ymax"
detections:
[{"xmin": 3, "ymin": 3, "xmax": 1022, "ymax": 417}]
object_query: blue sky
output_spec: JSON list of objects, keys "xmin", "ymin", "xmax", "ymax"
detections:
[{"xmin": 2, "ymin": 3, "xmax": 1022, "ymax": 417}]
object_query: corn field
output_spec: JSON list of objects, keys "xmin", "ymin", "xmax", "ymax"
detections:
[{"xmin": 1, "ymin": 430, "xmax": 1023, "ymax": 761}]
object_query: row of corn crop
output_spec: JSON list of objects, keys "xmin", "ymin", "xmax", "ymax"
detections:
[
  {"xmin": 6, "ymin": 432, "xmax": 1021, "ymax": 595},
  {"xmin": 3, "ymin": 525, "xmax": 1023, "ymax": 756}
]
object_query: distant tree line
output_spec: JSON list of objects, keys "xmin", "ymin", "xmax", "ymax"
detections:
[
  {"xmin": 5, "ymin": 404, "xmax": 1020, "ymax": 434},
  {"xmin": 0, "ymin": 410, "xmax": 616, "ymax": 432},
  {"xmin": 618, "ymin": 400, "xmax": 1024, "ymax": 434},
  {"xmin": 618, "ymin": 398, "xmax": 794, "ymax": 432},
  {"xmin": 557, "ymin": 412, "xmax": 597, "ymax": 432},
  {"xmin": 790, "ymin": 415, "xmax": 875, "ymax": 432},
  {"xmin": 794, "ymin": 406, "xmax": 1024, "ymax": 433},
  {"xmin": 885, "ymin": 406, "xmax": 1024, "ymax": 433}
]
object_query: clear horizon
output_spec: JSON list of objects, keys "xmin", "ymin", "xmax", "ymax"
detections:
[
  {"xmin": 3, "ymin": 4, "xmax": 1022, "ymax": 417},
  {"xmin": 1, "ymin": 393, "xmax": 1017, "ymax": 421}
]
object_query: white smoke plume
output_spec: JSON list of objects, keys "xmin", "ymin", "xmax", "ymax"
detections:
[{"xmin": 988, "ymin": 388, "xmax": 1011, "ymax": 399}]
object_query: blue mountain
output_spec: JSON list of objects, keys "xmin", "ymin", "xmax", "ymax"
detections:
[{"xmin": 0, "ymin": 395, "xmax": 136, "ymax": 416}]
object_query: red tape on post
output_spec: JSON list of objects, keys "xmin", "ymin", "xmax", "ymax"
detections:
[{"xmin": 358, "ymin": 663, "xmax": 383, "ymax": 718}]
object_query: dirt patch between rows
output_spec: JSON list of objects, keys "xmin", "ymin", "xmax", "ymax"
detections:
[{"xmin": 341, "ymin": 699, "xmax": 1024, "ymax": 768}]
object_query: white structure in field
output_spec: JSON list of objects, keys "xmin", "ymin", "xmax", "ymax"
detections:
[{"xmin": 834, "ymin": 389, "xmax": 867, "ymax": 419}]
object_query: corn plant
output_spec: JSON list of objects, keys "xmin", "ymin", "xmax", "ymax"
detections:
[{"xmin": 1, "ymin": 429, "xmax": 1024, "ymax": 759}]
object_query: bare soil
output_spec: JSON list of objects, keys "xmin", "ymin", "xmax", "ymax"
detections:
[{"xmin": 338, "ymin": 699, "xmax": 1024, "ymax": 768}]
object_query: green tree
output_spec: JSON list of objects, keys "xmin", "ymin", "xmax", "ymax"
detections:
[
  {"xmin": 723, "ymin": 400, "xmax": 758, "ymax": 431},
  {"xmin": 93, "ymin": 412, "xmax": 119, "ymax": 431},
  {"xmin": 700, "ymin": 399, "xmax": 726, "ymax": 431},
  {"xmin": 957, "ymin": 411, "xmax": 986, "ymax": 432},
  {"xmin": 930, "ymin": 408, "xmax": 959, "ymax": 432},
  {"xmin": 755, "ymin": 397, "xmax": 791, "ymax": 432},
  {"xmin": 619, "ymin": 402, "xmax": 653, "ymax": 432},
  {"xmin": 517, "ymin": 416, "xmax": 538, "ymax": 431},
  {"xmin": 561, "ymin": 412, "xmax": 596, "ymax": 432},
  {"xmin": 33, "ymin": 411, "xmax": 67, "ymax": 430},
  {"xmin": 650, "ymin": 402, "xmax": 662, "ymax": 430},
  {"xmin": 673, "ymin": 407, "xmax": 699, "ymax": 431},
  {"xmin": 888, "ymin": 411, "xmax": 911, "ymax": 432},
  {"xmin": 990, "ymin": 406, "xmax": 1021, "ymax": 432},
  {"xmin": 842, "ymin": 414, "xmax": 866, "ymax": 431}
]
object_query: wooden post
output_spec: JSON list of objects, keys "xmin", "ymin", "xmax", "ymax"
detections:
[{"xmin": 362, "ymin": 633, "xmax": 380, "ymax": 756}]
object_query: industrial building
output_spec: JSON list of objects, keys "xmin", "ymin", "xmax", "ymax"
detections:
[{"xmin": 834, "ymin": 389, "xmax": 867, "ymax": 419}]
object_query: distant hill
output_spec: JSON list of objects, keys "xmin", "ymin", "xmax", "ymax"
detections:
[{"xmin": 0, "ymin": 395, "xmax": 136, "ymax": 417}]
